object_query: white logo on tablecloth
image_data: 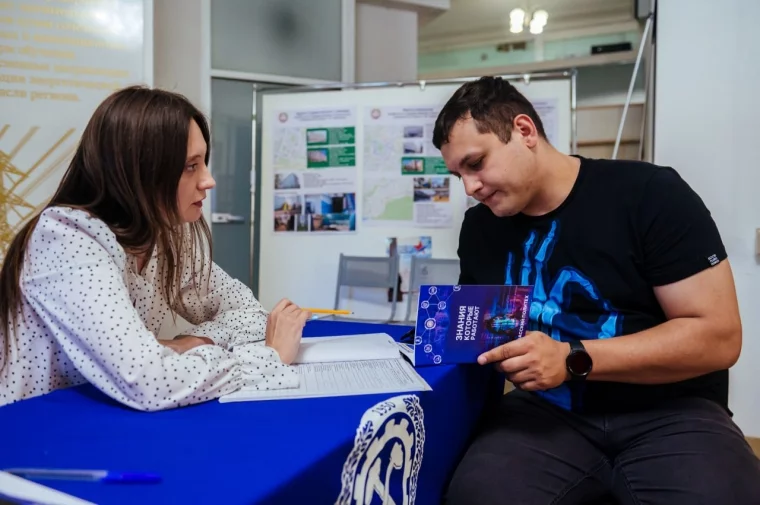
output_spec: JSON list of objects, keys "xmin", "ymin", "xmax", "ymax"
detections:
[{"xmin": 336, "ymin": 395, "xmax": 425, "ymax": 505}]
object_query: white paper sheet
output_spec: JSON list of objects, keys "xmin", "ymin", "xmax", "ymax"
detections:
[
  {"xmin": 293, "ymin": 333, "xmax": 400, "ymax": 364},
  {"xmin": 219, "ymin": 358, "xmax": 431, "ymax": 403},
  {"xmin": 0, "ymin": 471, "xmax": 95, "ymax": 505}
]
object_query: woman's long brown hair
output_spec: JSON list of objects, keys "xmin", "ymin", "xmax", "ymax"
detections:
[{"xmin": 0, "ymin": 85, "xmax": 213, "ymax": 370}]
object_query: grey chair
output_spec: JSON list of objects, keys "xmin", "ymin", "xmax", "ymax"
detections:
[
  {"xmin": 333, "ymin": 253, "xmax": 400, "ymax": 322},
  {"xmin": 405, "ymin": 257, "xmax": 460, "ymax": 322}
]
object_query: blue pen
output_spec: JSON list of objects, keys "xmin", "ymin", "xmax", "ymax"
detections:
[{"xmin": 4, "ymin": 468, "xmax": 161, "ymax": 484}]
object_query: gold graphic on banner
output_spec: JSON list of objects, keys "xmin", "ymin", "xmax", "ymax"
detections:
[{"xmin": 0, "ymin": 125, "xmax": 76, "ymax": 258}]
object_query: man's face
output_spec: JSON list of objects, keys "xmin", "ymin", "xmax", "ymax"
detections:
[{"xmin": 440, "ymin": 116, "xmax": 537, "ymax": 217}]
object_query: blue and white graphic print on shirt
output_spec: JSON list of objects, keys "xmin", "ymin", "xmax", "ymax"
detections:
[{"xmin": 504, "ymin": 220, "xmax": 623, "ymax": 410}]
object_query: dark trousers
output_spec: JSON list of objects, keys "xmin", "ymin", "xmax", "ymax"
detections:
[{"xmin": 445, "ymin": 389, "xmax": 760, "ymax": 505}]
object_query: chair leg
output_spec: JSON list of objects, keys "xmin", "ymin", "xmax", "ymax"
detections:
[{"xmin": 389, "ymin": 286, "xmax": 398, "ymax": 322}]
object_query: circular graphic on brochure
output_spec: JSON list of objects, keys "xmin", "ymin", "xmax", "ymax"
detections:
[
  {"xmin": 433, "ymin": 355, "xmax": 442, "ymax": 364},
  {"xmin": 453, "ymin": 285, "xmax": 461, "ymax": 292},
  {"xmin": 437, "ymin": 301, "xmax": 447, "ymax": 310},
  {"xmin": 414, "ymin": 336, "xmax": 422, "ymax": 345},
  {"xmin": 420, "ymin": 301, "xmax": 429, "ymax": 309},
  {"xmin": 424, "ymin": 318, "xmax": 436, "ymax": 330},
  {"xmin": 423, "ymin": 344, "xmax": 432, "ymax": 353},
  {"xmin": 428, "ymin": 286, "xmax": 438, "ymax": 295}
]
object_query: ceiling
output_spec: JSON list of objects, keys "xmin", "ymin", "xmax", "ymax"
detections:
[{"xmin": 419, "ymin": 0, "xmax": 638, "ymax": 52}]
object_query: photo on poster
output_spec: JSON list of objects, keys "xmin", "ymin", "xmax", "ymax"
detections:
[
  {"xmin": 307, "ymin": 148, "xmax": 329, "ymax": 165},
  {"xmin": 274, "ymin": 172, "xmax": 301, "ymax": 190},
  {"xmin": 403, "ymin": 140, "xmax": 424, "ymax": 154},
  {"xmin": 306, "ymin": 128, "xmax": 328, "ymax": 144},
  {"xmin": 402, "ymin": 157, "xmax": 424, "ymax": 174},
  {"xmin": 307, "ymin": 146, "xmax": 356, "ymax": 169},
  {"xmin": 304, "ymin": 193, "xmax": 357, "ymax": 232},
  {"xmin": 403, "ymin": 125, "xmax": 424, "ymax": 138},
  {"xmin": 273, "ymin": 193, "xmax": 304, "ymax": 232},
  {"xmin": 413, "ymin": 177, "xmax": 450, "ymax": 202}
]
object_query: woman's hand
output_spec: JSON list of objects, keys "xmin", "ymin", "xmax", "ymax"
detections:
[
  {"xmin": 266, "ymin": 298, "xmax": 311, "ymax": 364},
  {"xmin": 159, "ymin": 335, "xmax": 215, "ymax": 354}
]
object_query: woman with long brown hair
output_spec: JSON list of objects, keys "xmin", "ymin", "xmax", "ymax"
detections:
[{"xmin": 0, "ymin": 86, "xmax": 309, "ymax": 411}]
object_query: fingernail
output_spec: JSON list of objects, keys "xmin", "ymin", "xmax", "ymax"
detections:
[{"xmin": 477, "ymin": 355, "xmax": 486, "ymax": 365}]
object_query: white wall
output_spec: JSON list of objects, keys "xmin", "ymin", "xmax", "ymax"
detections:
[
  {"xmin": 153, "ymin": 0, "xmax": 211, "ymax": 223},
  {"xmin": 153, "ymin": 0, "xmax": 209, "ymax": 337},
  {"xmin": 654, "ymin": 0, "xmax": 760, "ymax": 436},
  {"xmin": 355, "ymin": 3, "xmax": 419, "ymax": 82},
  {"xmin": 153, "ymin": 0, "xmax": 209, "ymax": 112}
]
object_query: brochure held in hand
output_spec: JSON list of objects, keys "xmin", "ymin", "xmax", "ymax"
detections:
[{"xmin": 408, "ymin": 284, "xmax": 534, "ymax": 366}]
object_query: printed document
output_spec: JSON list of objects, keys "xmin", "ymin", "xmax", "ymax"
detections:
[{"xmin": 220, "ymin": 333, "xmax": 431, "ymax": 402}]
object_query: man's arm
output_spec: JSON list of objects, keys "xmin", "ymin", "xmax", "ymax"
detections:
[
  {"xmin": 583, "ymin": 259, "xmax": 741, "ymax": 384},
  {"xmin": 478, "ymin": 258, "xmax": 741, "ymax": 391}
]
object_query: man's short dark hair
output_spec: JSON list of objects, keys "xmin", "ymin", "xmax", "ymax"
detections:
[{"xmin": 432, "ymin": 76, "xmax": 547, "ymax": 150}]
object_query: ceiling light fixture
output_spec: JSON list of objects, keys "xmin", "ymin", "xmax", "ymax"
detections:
[
  {"xmin": 509, "ymin": 7, "xmax": 549, "ymax": 35},
  {"xmin": 509, "ymin": 8, "xmax": 525, "ymax": 33},
  {"xmin": 530, "ymin": 9, "xmax": 548, "ymax": 34}
]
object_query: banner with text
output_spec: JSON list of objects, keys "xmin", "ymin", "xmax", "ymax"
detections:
[{"xmin": 0, "ymin": 0, "xmax": 147, "ymax": 257}]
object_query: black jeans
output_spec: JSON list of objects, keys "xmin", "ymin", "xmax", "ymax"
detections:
[{"xmin": 445, "ymin": 389, "xmax": 760, "ymax": 505}]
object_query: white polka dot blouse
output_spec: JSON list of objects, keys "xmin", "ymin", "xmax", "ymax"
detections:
[{"xmin": 0, "ymin": 207, "xmax": 298, "ymax": 411}]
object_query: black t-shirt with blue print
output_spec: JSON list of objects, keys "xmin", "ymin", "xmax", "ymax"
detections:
[{"xmin": 457, "ymin": 156, "xmax": 729, "ymax": 414}]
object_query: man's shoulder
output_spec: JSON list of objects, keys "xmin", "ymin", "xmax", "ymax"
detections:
[
  {"xmin": 582, "ymin": 157, "xmax": 676, "ymax": 184},
  {"xmin": 580, "ymin": 157, "xmax": 688, "ymax": 203}
]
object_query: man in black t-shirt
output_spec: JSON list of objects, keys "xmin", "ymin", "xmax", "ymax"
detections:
[{"xmin": 435, "ymin": 76, "xmax": 760, "ymax": 505}]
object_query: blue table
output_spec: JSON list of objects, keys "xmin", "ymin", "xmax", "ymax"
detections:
[{"xmin": 0, "ymin": 320, "xmax": 498, "ymax": 504}]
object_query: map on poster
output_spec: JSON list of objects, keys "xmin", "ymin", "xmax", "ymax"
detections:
[{"xmin": 362, "ymin": 106, "xmax": 453, "ymax": 228}]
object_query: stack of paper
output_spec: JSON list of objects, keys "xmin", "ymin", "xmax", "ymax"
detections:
[
  {"xmin": 220, "ymin": 333, "xmax": 431, "ymax": 403},
  {"xmin": 292, "ymin": 333, "xmax": 401, "ymax": 364}
]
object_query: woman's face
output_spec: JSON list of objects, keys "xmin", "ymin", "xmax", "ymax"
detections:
[{"xmin": 177, "ymin": 120, "xmax": 215, "ymax": 223}]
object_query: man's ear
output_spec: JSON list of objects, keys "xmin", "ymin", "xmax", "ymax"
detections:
[{"xmin": 513, "ymin": 114, "xmax": 540, "ymax": 148}]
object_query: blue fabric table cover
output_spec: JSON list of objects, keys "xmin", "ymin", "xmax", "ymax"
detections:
[{"xmin": 0, "ymin": 320, "xmax": 497, "ymax": 504}]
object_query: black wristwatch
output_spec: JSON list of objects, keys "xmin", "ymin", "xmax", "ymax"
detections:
[{"xmin": 566, "ymin": 340, "xmax": 592, "ymax": 381}]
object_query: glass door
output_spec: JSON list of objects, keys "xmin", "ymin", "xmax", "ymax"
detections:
[{"xmin": 209, "ymin": 79, "xmax": 291, "ymax": 294}]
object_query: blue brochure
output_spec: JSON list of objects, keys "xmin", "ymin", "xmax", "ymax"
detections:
[{"xmin": 412, "ymin": 284, "xmax": 533, "ymax": 365}]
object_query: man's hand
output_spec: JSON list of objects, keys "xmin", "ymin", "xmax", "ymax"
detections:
[
  {"xmin": 159, "ymin": 335, "xmax": 215, "ymax": 354},
  {"xmin": 477, "ymin": 331, "xmax": 570, "ymax": 391},
  {"xmin": 265, "ymin": 298, "xmax": 311, "ymax": 365}
]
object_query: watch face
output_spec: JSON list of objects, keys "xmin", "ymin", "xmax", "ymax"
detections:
[{"xmin": 567, "ymin": 350, "xmax": 593, "ymax": 376}]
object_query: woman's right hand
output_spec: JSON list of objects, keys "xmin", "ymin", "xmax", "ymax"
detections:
[{"xmin": 265, "ymin": 298, "xmax": 311, "ymax": 365}]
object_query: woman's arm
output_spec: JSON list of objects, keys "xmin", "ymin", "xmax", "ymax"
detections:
[
  {"xmin": 174, "ymin": 260, "xmax": 270, "ymax": 350},
  {"xmin": 21, "ymin": 209, "xmax": 297, "ymax": 411}
]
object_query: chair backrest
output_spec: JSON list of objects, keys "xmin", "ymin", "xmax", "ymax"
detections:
[
  {"xmin": 334, "ymin": 254, "xmax": 400, "ymax": 320},
  {"xmin": 405, "ymin": 257, "xmax": 460, "ymax": 321}
]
